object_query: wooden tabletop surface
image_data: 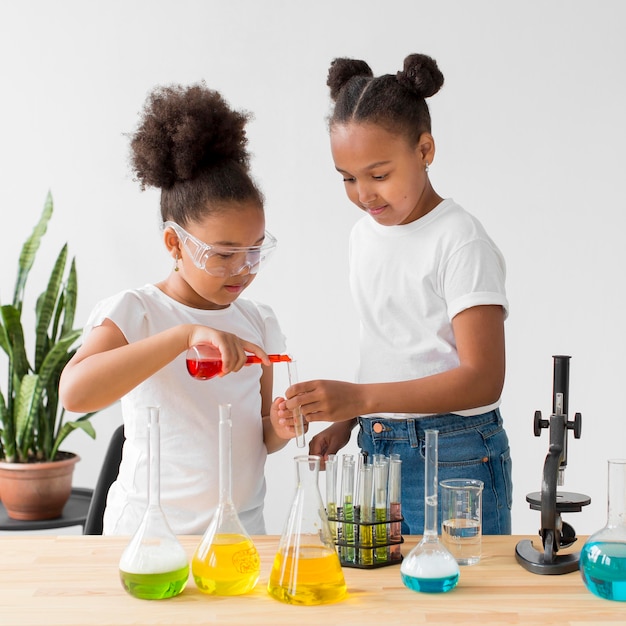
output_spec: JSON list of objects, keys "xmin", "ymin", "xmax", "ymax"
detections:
[{"xmin": 0, "ymin": 534, "xmax": 622, "ymax": 625}]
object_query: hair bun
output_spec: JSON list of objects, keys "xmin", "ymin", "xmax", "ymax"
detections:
[
  {"xmin": 130, "ymin": 83, "xmax": 251, "ymax": 190},
  {"xmin": 396, "ymin": 53, "xmax": 444, "ymax": 99},
  {"xmin": 326, "ymin": 57, "xmax": 373, "ymax": 100}
]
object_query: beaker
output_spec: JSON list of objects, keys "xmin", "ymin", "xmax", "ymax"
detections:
[
  {"xmin": 579, "ymin": 459, "xmax": 626, "ymax": 601},
  {"xmin": 268, "ymin": 455, "xmax": 347, "ymax": 605},
  {"xmin": 192, "ymin": 404, "xmax": 261, "ymax": 595},
  {"xmin": 119, "ymin": 407, "xmax": 189, "ymax": 600},
  {"xmin": 400, "ymin": 429, "xmax": 460, "ymax": 593}
]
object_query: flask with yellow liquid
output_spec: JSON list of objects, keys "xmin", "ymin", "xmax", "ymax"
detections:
[
  {"xmin": 268, "ymin": 455, "xmax": 347, "ymax": 605},
  {"xmin": 192, "ymin": 404, "xmax": 260, "ymax": 595}
]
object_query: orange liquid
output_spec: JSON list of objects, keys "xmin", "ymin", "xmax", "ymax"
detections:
[
  {"xmin": 192, "ymin": 534, "xmax": 260, "ymax": 595},
  {"xmin": 267, "ymin": 545, "xmax": 346, "ymax": 605}
]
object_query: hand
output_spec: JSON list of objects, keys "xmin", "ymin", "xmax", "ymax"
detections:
[
  {"xmin": 280, "ymin": 379, "xmax": 362, "ymax": 423},
  {"xmin": 270, "ymin": 397, "xmax": 309, "ymax": 441},
  {"xmin": 308, "ymin": 420, "xmax": 357, "ymax": 469},
  {"xmin": 187, "ymin": 326, "xmax": 269, "ymax": 374}
]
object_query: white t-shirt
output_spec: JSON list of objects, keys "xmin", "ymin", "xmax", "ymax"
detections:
[
  {"xmin": 350, "ymin": 198, "xmax": 508, "ymax": 419},
  {"xmin": 83, "ymin": 284, "xmax": 286, "ymax": 535}
]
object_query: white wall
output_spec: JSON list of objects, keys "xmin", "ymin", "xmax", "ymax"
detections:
[{"xmin": 1, "ymin": 0, "xmax": 625, "ymax": 537}]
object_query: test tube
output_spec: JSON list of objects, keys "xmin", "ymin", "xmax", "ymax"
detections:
[
  {"xmin": 286, "ymin": 360, "xmax": 306, "ymax": 448},
  {"xmin": 358, "ymin": 463, "xmax": 374, "ymax": 566},
  {"xmin": 341, "ymin": 454, "xmax": 355, "ymax": 564},
  {"xmin": 374, "ymin": 458, "xmax": 389, "ymax": 563},
  {"xmin": 325, "ymin": 454, "xmax": 338, "ymax": 542},
  {"xmin": 388, "ymin": 458, "xmax": 402, "ymax": 561}
]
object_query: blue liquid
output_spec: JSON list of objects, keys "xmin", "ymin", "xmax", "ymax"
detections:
[
  {"xmin": 401, "ymin": 572, "xmax": 459, "ymax": 594},
  {"xmin": 580, "ymin": 541, "xmax": 626, "ymax": 602}
]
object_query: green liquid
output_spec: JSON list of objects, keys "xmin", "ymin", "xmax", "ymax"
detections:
[
  {"xmin": 120, "ymin": 565, "xmax": 189, "ymax": 600},
  {"xmin": 343, "ymin": 497, "xmax": 355, "ymax": 563},
  {"xmin": 375, "ymin": 508, "xmax": 388, "ymax": 563}
]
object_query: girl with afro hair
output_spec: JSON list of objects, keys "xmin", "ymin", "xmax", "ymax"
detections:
[{"xmin": 61, "ymin": 83, "xmax": 295, "ymax": 535}]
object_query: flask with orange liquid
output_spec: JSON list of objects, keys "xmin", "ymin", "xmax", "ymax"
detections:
[{"xmin": 267, "ymin": 455, "xmax": 347, "ymax": 605}]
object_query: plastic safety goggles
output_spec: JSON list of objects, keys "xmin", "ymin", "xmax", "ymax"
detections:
[{"xmin": 163, "ymin": 221, "xmax": 277, "ymax": 277}]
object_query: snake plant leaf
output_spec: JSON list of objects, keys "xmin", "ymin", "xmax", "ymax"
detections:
[
  {"xmin": 13, "ymin": 191, "xmax": 53, "ymax": 311},
  {"xmin": 60, "ymin": 258, "xmax": 77, "ymax": 339},
  {"xmin": 1, "ymin": 305, "xmax": 29, "ymax": 382},
  {"xmin": 15, "ymin": 374, "xmax": 41, "ymax": 461},
  {"xmin": 50, "ymin": 420, "xmax": 96, "ymax": 461},
  {"xmin": 35, "ymin": 244, "xmax": 68, "ymax": 372}
]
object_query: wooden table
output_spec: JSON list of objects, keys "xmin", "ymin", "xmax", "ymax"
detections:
[{"xmin": 0, "ymin": 535, "xmax": 622, "ymax": 625}]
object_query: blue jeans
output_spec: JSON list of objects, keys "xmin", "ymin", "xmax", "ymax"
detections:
[{"xmin": 357, "ymin": 409, "xmax": 513, "ymax": 535}]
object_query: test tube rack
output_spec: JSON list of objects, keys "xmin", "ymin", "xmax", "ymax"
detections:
[{"xmin": 328, "ymin": 508, "xmax": 404, "ymax": 569}]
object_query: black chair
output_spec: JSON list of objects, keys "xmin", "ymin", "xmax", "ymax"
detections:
[{"xmin": 83, "ymin": 424, "xmax": 125, "ymax": 535}]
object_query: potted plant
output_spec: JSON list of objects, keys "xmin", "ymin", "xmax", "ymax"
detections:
[{"xmin": 0, "ymin": 193, "xmax": 98, "ymax": 520}]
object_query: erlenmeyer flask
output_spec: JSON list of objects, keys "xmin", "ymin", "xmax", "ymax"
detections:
[
  {"xmin": 268, "ymin": 455, "xmax": 347, "ymax": 605},
  {"xmin": 192, "ymin": 404, "xmax": 261, "ymax": 595},
  {"xmin": 579, "ymin": 459, "xmax": 626, "ymax": 601},
  {"xmin": 119, "ymin": 407, "xmax": 189, "ymax": 600},
  {"xmin": 400, "ymin": 429, "xmax": 460, "ymax": 593}
]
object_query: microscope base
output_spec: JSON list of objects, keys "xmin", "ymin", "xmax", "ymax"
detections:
[{"xmin": 515, "ymin": 539, "xmax": 580, "ymax": 575}]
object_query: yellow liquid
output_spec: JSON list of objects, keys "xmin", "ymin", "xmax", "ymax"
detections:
[
  {"xmin": 267, "ymin": 545, "xmax": 347, "ymax": 605},
  {"xmin": 192, "ymin": 534, "xmax": 260, "ymax": 595}
]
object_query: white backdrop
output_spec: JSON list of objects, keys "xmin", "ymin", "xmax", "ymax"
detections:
[{"xmin": 1, "ymin": 0, "xmax": 625, "ymax": 537}]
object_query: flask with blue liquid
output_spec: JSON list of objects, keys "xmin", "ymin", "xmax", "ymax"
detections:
[{"xmin": 579, "ymin": 459, "xmax": 626, "ymax": 602}]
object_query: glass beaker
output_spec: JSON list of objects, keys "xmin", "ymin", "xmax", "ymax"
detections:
[
  {"xmin": 192, "ymin": 404, "xmax": 261, "ymax": 595},
  {"xmin": 579, "ymin": 458, "xmax": 626, "ymax": 601},
  {"xmin": 268, "ymin": 455, "xmax": 347, "ymax": 605},
  {"xmin": 400, "ymin": 429, "xmax": 460, "ymax": 593},
  {"xmin": 119, "ymin": 407, "xmax": 189, "ymax": 600}
]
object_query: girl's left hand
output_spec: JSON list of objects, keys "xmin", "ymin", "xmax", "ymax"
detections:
[{"xmin": 270, "ymin": 396, "xmax": 309, "ymax": 440}]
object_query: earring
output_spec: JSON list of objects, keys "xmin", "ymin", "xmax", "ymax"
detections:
[
  {"xmin": 425, "ymin": 161, "xmax": 430, "ymax": 173},
  {"xmin": 174, "ymin": 254, "xmax": 180, "ymax": 272}
]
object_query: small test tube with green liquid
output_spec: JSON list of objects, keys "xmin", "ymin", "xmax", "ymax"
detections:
[
  {"xmin": 341, "ymin": 454, "xmax": 355, "ymax": 564},
  {"xmin": 374, "ymin": 458, "xmax": 389, "ymax": 563},
  {"xmin": 358, "ymin": 464, "xmax": 374, "ymax": 566}
]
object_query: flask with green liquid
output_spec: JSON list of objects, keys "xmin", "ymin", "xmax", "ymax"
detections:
[{"xmin": 119, "ymin": 407, "xmax": 189, "ymax": 600}]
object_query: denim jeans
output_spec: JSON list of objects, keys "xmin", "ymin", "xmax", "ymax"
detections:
[{"xmin": 357, "ymin": 409, "xmax": 513, "ymax": 535}]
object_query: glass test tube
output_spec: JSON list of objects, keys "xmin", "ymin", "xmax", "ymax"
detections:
[
  {"xmin": 374, "ymin": 459, "xmax": 389, "ymax": 562},
  {"xmin": 388, "ymin": 458, "xmax": 402, "ymax": 561},
  {"xmin": 359, "ymin": 463, "xmax": 374, "ymax": 566},
  {"xmin": 341, "ymin": 454, "xmax": 355, "ymax": 563},
  {"xmin": 325, "ymin": 454, "xmax": 338, "ymax": 542},
  {"xmin": 286, "ymin": 360, "xmax": 306, "ymax": 448}
]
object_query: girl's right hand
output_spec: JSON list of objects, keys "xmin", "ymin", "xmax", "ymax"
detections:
[{"xmin": 187, "ymin": 326, "xmax": 270, "ymax": 374}]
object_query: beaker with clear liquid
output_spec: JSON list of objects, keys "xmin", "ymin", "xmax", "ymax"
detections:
[
  {"xmin": 119, "ymin": 407, "xmax": 189, "ymax": 600},
  {"xmin": 192, "ymin": 404, "xmax": 261, "ymax": 595},
  {"xmin": 400, "ymin": 429, "xmax": 460, "ymax": 593},
  {"xmin": 579, "ymin": 458, "xmax": 626, "ymax": 602},
  {"xmin": 268, "ymin": 455, "xmax": 347, "ymax": 605}
]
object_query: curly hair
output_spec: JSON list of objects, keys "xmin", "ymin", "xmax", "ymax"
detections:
[
  {"xmin": 326, "ymin": 53, "xmax": 444, "ymax": 146},
  {"xmin": 130, "ymin": 83, "xmax": 263, "ymax": 224}
]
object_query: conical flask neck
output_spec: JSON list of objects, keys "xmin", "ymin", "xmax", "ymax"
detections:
[{"xmin": 607, "ymin": 459, "xmax": 626, "ymax": 528}]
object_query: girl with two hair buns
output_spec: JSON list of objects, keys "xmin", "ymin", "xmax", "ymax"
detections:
[
  {"xmin": 282, "ymin": 53, "xmax": 513, "ymax": 535},
  {"xmin": 60, "ymin": 84, "xmax": 296, "ymax": 535}
]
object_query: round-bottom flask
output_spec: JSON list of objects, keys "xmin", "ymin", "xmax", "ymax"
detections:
[
  {"xmin": 400, "ymin": 430, "xmax": 459, "ymax": 593},
  {"xmin": 119, "ymin": 407, "xmax": 189, "ymax": 600},
  {"xmin": 268, "ymin": 455, "xmax": 347, "ymax": 606},
  {"xmin": 580, "ymin": 459, "xmax": 626, "ymax": 602},
  {"xmin": 192, "ymin": 404, "xmax": 260, "ymax": 595}
]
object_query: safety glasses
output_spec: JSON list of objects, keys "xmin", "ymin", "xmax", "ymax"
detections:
[{"xmin": 163, "ymin": 221, "xmax": 277, "ymax": 277}]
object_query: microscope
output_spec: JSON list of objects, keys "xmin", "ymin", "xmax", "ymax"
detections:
[{"xmin": 515, "ymin": 355, "xmax": 591, "ymax": 574}]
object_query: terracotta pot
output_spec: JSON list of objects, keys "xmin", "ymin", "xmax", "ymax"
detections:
[{"xmin": 0, "ymin": 452, "xmax": 80, "ymax": 521}]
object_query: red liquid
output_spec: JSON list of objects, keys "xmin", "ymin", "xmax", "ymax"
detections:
[{"xmin": 187, "ymin": 354, "xmax": 291, "ymax": 379}]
